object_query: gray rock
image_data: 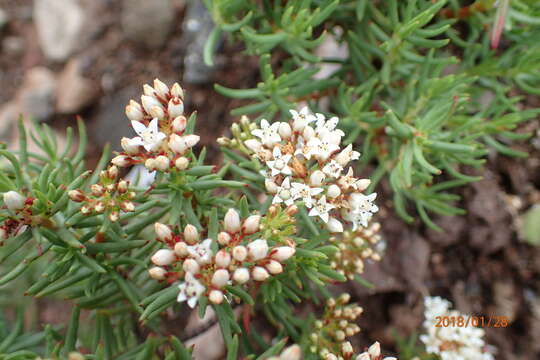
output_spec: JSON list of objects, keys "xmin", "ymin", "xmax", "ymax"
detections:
[
  {"xmin": 0, "ymin": 102, "xmax": 18, "ymax": 143},
  {"xmin": 57, "ymin": 57, "xmax": 100, "ymax": 113},
  {"xmin": 121, "ymin": 0, "xmax": 174, "ymax": 49},
  {"xmin": 182, "ymin": 0, "xmax": 218, "ymax": 84},
  {"xmin": 91, "ymin": 87, "xmax": 137, "ymax": 151},
  {"xmin": 34, "ymin": 0, "xmax": 86, "ymax": 61},
  {"xmin": 16, "ymin": 67, "xmax": 57, "ymax": 122}
]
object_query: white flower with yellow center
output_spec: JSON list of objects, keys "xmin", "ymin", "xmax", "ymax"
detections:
[
  {"xmin": 131, "ymin": 118, "xmax": 167, "ymax": 152},
  {"xmin": 252, "ymin": 119, "xmax": 281, "ymax": 147},
  {"xmin": 272, "ymin": 177, "xmax": 297, "ymax": 206},
  {"xmin": 177, "ymin": 272, "xmax": 206, "ymax": 308},
  {"xmin": 314, "ymin": 115, "xmax": 345, "ymax": 138},
  {"xmin": 290, "ymin": 182, "xmax": 323, "ymax": 208},
  {"xmin": 322, "ymin": 159, "xmax": 343, "ymax": 178},
  {"xmin": 266, "ymin": 146, "xmax": 293, "ymax": 176},
  {"xmin": 290, "ymin": 107, "xmax": 316, "ymax": 131},
  {"xmin": 306, "ymin": 137, "xmax": 340, "ymax": 162},
  {"xmin": 309, "ymin": 195, "xmax": 335, "ymax": 223}
]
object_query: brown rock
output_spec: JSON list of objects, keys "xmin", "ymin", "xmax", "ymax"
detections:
[{"xmin": 57, "ymin": 58, "xmax": 99, "ymax": 114}]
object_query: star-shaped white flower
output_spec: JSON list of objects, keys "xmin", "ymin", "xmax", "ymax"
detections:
[
  {"xmin": 177, "ymin": 272, "xmax": 206, "ymax": 308},
  {"xmin": 272, "ymin": 177, "xmax": 297, "ymax": 206},
  {"xmin": 349, "ymin": 192, "xmax": 379, "ymax": 214},
  {"xmin": 187, "ymin": 239, "xmax": 213, "ymax": 265},
  {"xmin": 322, "ymin": 160, "xmax": 343, "ymax": 178},
  {"xmin": 344, "ymin": 209, "xmax": 373, "ymax": 230},
  {"xmin": 314, "ymin": 116, "xmax": 345, "ymax": 138},
  {"xmin": 294, "ymin": 136, "xmax": 315, "ymax": 160},
  {"xmin": 308, "ymin": 195, "xmax": 335, "ymax": 223},
  {"xmin": 131, "ymin": 118, "xmax": 167, "ymax": 152},
  {"xmin": 290, "ymin": 107, "xmax": 316, "ymax": 131},
  {"xmin": 251, "ymin": 119, "xmax": 281, "ymax": 147},
  {"xmin": 266, "ymin": 147, "xmax": 292, "ymax": 176},
  {"xmin": 337, "ymin": 168, "xmax": 363, "ymax": 190},
  {"xmin": 306, "ymin": 137, "xmax": 340, "ymax": 162},
  {"xmin": 290, "ymin": 182, "xmax": 323, "ymax": 208}
]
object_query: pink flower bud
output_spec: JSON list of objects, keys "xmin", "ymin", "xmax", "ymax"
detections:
[
  {"xmin": 141, "ymin": 95, "xmax": 162, "ymax": 114},
  {"xmin": 266, "ymin": 260, "xmax": 283, "ymax": 275},
  {"xmin": 168, "ymin": 134, "xmax": 189, "ymax": 154},
  {"xmin": 232, "ymin": 245, "xmax": 247, "ymax": 261},
  {"xmin": 242, "ymin": 215, "xmax": 261, "ymax": 235},
  {"xmin": 151, "ymin": 249, "xmax": 175, "ymax": 266},
  {"xmin": 154, "ymin": 222, "xmax": 173, "ymax": 241},
  {"xmin": 125, "ymin": 101, "xmax": 144, "ymax": 121},
  {"xmin": 174, "ymin": 242, "xmax": 188, "ymax": 257},
  {"xmin": 153, "ymin": 79, "xmax": 169, "ymax": 98},
  {"xmin": 208, "ymin": 289, "xmax": 224, "ymax": 304},
  {"xmin": 168, "ymin": 98, "xmax": 184, "ymax": 118},
  {"xmin": 175, "ymin": 156, "xmax": 190, "ymax": 170},
  {"xmin": 91, "ymin": 184, "xmax": 104, "ymax": 197},
  {"xmin": 271, "ymin": 247, "xmax": 295, "ymax": 262},
  {"xmin": 211, "ymin": 269, "xmax": 230, "ymax": 288},
  {"xmin": 148, "ymin": 266, "xmax": 167, "ymax": 280},
  {"xmin": 233, "ymin": 268, "xmax": 250, "ymax": 284},
  {"xmin": 224, "ymin": 209, "xmax": 241, "ymax": 233},
  {"xmin": 111, "ymin": 155, "xmax": 131, "ymax": 167},
  {"xmin": 68, "ymin": 190, "xmax": 85, "ymax": 202},
  {"xmin": 172, "ymin": 116, "xmax": 187, "ymax": 133},
  {"xmin": 183, "ymin": 224, "xmax": 199, "ymax": 245},
  {"xmin": 170, "ymin": 83, "xmax": 184, "ymax": 98},
  {"xmin": 247, "ymin": 239, "xmax": 268, "ymax": 261},
  {"xmin": 252, "ymin": 266, "xmax": 270, "ymax": 281},
  {"xmin": 149, "ymin": 105, "xmax": 165, "ymax": 120},
  {"xmin": 154, "ymin": 155, "xmax": 170, "ymax": 171},
  {"xmin": 215, "ymin": 250, "xmax": 231, "ymax": 268},
  {"xmin": 217, "ymin": 232, "xmax": 231, "ymax": 245},
  {"xmin": 182, "ymin": 258, "xmax": 200, "ymax": 273}
]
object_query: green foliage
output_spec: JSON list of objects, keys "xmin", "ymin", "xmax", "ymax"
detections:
[{"xmin": 207, "ymin": 0, "xmax": 540, "ymax": 229}]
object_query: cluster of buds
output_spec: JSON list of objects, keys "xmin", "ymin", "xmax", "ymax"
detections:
[
  {"xmin": 111, "ymin": 79, "xmax": 200, "ymax": 173},
  {"xmin": 148, "ymin": 208, "xmax": 296, "ymax": 308},
  {"xmin": 0, "ymin": 191, "xmax": 35, "ymax": 241},
  {"xmin": 266, "ymin": 345, "xmax": 302, "ymax": 360},
  {"xmin": 309, "ymin": 294, "xmax": 363, "ymax": 360},
  {"xmin": 420, "ymin": 297, "xmax": 495, "ymax": 360},
  {"xmin": 221, "ymin": 108, "xmax": 378, "ymax": 233},
  {"xmin": 68, "ymin": 166, "xmax": 135, "ymax": 222},
  {"xmin": 329, "ymin": 222, "xmax": 384, "ymax": 280},
  {"xmin": 356, "ymin": 342, "xmax": 397, "ymax": 360}
]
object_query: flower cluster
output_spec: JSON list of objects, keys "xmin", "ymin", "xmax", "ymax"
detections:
[
  {"xmin": 148, "ymin": 208, "xmax": 296, "ymax": 308},
  {"xmin": 308, "ymin": 294, "xmax": 363, "ymax": 360},
  {"xmin": 329, "ymin": 222, "xmax": 384, "ymax": 280},
  {"xmin": 68, "ymin": 166, "xmax": 135, "ymax": 222},
  {"xmin": 267, "ymin": 345, "xmax": 302, "ymax": 360},
  {"xmin": 231, "ymin": 107, "xmax": 378, "ymax": 233},
  {"xmin": 0, "ymin": 191, "xmax": 35, "ymax": 241},
  {"xmin": 420, "ymin": 296, "xmax": 495, "ymax": 360},
  {"xmin": 111, "ymin": 79, "xmax": 200, "ymax": 173},
  {"xmin": 355, "ymin": 342, "xmax": 397, "ymax": 360}
]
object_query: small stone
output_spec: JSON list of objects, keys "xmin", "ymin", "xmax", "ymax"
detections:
[
  {"xmin": 0, "ymin": 8, "xmax": 8, "ymax": 30},
  {"xmin": 0, "ymin": 102, "xmax": 18, "ymax": 142},
  {"xmin": 121, "ymin": 0, "xmax": 174, "ymax": 49},
  {"xmin": 34, "ymin": 0, "xmax": 86, "ymax": 61},
  {"xmin": 57, "ymin": 58, "xmax": 99, "ymax": 113},
  {"xmin": 16, "ymin": 67, "xmax": 57, "ymax": 122}
]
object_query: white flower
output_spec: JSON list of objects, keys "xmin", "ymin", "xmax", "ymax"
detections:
[
  {"xmin": 308, "ymin": 196, "xmax": 335, "ymax": 223},
  {"xmin": 272, "ymin": 177, "xmax": 297, "ymax": 206},
  {"xmin": 266, "ymin": 147, "xmax": 292, "ymax": 176},
  {"xmin": 290, "ymin": 182, "xmax": 323, "ymax": 208},
  {"xmin": 306, "ymin": 137, "xmax": 340, "ymax": 162},
  {"xmin": 131, "ymin": 118, "xmax": 167, "ymax": 152},
  {"xmin": 322, "ymin": 160, "xmax": 343, "ymax": 178},
  {"xmin": 177, "ymin": 272, "xmax": 206, "ymax": 308},
  {"xmin": 125, "ymin": 165, "xmax": 156, "ymax": 188},
  {"xmin": 344, "ymin": 209, "xmax": 373, "ymax": 230},
  {"xmin": 335, "ymin": 144, "xmax": 360, "ymax": 166},
  {"xmin": 314, "ymin": 115, "xmax": 345, "ymax": 138},
  {"xmin": 187, "ymin": 239, "xmax": 213, "ymax": 265},
  {"xmin": 252, "ymin": 119, "xmax": 281, "ymax": 146},
  {"xmin": 290, "ymin": 107, "xmax": 316, "ymax": 131},
  {"xmin": 121, "ymin": 137, "xmax": 144, "ymax": 155},
  {"xmin": 349, "ymin": 192, "xmax": 379, "ymax": 214},
  {"xmin": 294, "ymin": 136, "xmax": 315, "ymax": 160}
]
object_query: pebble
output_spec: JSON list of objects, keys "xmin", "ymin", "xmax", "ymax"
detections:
[
  {"xmin": 121, "ymin": 0, "xmax": 174, "ymax": 49},
  {"xmin": 16, "ymin": 67, "xmax": 57, "ymax": 122},
  {"xmin": 56, "ymin": 57, "xmax": 100, "ymax": 113}
]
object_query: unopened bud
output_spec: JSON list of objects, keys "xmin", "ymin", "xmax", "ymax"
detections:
[
  {"xmin": 310, "ymin": 170, "xmax": 325, "ymax": 186},
  {"xmin": 171, "ymin": 157, "xmax": 188, "ymax": 171},
  {"xmin": 368, "ymin": 342, "xmax": 380, "ymax": 357},
  {"xmin": 244, "ymin": 139, "xmax": 262, "ymax": 153},
  {"xmin": 170, "ymin": 83, "xmax": 184, "ymax": 98},
  {"xmin": 211, "ymin": 269, "xmax": 230, "ymax": 288},
  {"xmin": 168, "ymin": 98, "xmax": 184, "ymax": 118},
  {"xmin": 149, "ymin": 266, "xmax": 166, "ymax": 280},
  {"xmin": 232, "ymin": 245, "xmax": 247, "ymax": 261},
  {"xmin": 174, "ymin": 242, "xmax": 189, "ymax": 257},
  {"xmin": 117, "ymin": 180, "xmax": 128, "ymax": 193},
  {"xmin": 247, "ymin": 239, "xmax": 268, "ymax": 260},
  {"xmin": 184, "ymin": 134, "xmax": 200, "ymax": 148},
  {"xmin": 242, "ymin": 215, "xmax": 261, "ymax": 235},
  {"xmin": 233, "ymin": 267, "xmax": 250, "ymax": 284},
  {"xmin": 151, "ymin": 249, "xmax": 175, "ymax": 266},
  {"xmin": 91, "ymin": 184, "xmax": 105, "ymax": 197},
  {"xmin": 143, "ymin": 84, "xmax": 155, "ymax": 96},
  {"xmin": 169, "ymin": 134, "xmax": 188, "ymax": 154},
  {"xmin": 141, "ymin": 95, "xmax": 162, "ymax": 114},
  {"xmin": 266, "ymin": 260, "xmax": 283, "ymax": 275},
  {"xmin": 280, "ymin": 345, "xmax": 301, "ymax": 360},
  {"xmin": 215, "ymin": 250, "xmax": 231, "ymax": 268},
  {"xmin": 68, "ymin": 190, "xmax": 85, "ymax": 202},
  {"xmin": 224, "ymin": 209, "xmax": 241, "ymax": 233},
  {"xmin": 252, "ymin": 266, "xmax": 270, "ymax": 281},
  {"xmin": 107, "ymin": 166, "xmax": 119, "ymax": 179},
  {"xmin": 154, "ymin": 155, "xmax": 170, "ymax": 171},
  {"xmin": 271, "ymin": 246, "xmax": 295, "ymax": 262},
  {"xmin": 342, "ymin": 341, "xmax": 354, "ymax": 355},
  {"xmin": 109, "ymin": 211, "xmax": 120, "ymax": 222},
  {"xmin": 120, "ymin": 201, "xmax": 135, "ymax": 212},
  {"xmin": 154, "ymin": 222, "xmax": 173, "ymax": 241},
  {"xmin": 265, "ymin": 179, "xmax": 278, "ymax": 194},
  {"xmin": 217, "ymin": 231, "xmax": 231, "ymax": 245},
  {"xmin": 327, "ymin": 184, "xmax": 341, "ymax": 198},
  {"xmin": 182, "ymin": 258, "xmax": 200, "ymax": 273},
  {"xmin": 183, "ymin": 224, "xmax": 199, "ymax": 245},
  {"xmin": 111, "ymin": 155, "xmax": 130, "ymax": 167},
  {"xmin": 303, "ymin": 125, "xmax": 315, "ymax": 140},
  {"xmin": 172, "ymin": 116, "xmax": 187, "ymax": 133},
  {"xmin": 94, "ymin": 201, "xmax": 105, "ymax": 213},
  {"xmin": 286, "ymin": 205, "xmax": 298, "ymax": 216},
  {"xmin": 278, "ymin": 122, "xmax": 292, "ymax": 139},
  {"xmin": 208, "ymin": 289, "xmax": 224, "ymax": 304},
  {"xmin": 153, "ymin": 78, "xmax": 169, "ymax": 98},
  {"xmin": 356, "ymin": 179, "xmax": 371, "ymax": 191},
  {"xmin": 326, "ymin": 217, "xmax": 344, "ymax": 233},
  {"xmin": 125, "ymin": 101, "xmax": 144, "ymax": 121},
  {"xmin": 145, "ymin": 158, "xmax": 157, "ymax": 170}
]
